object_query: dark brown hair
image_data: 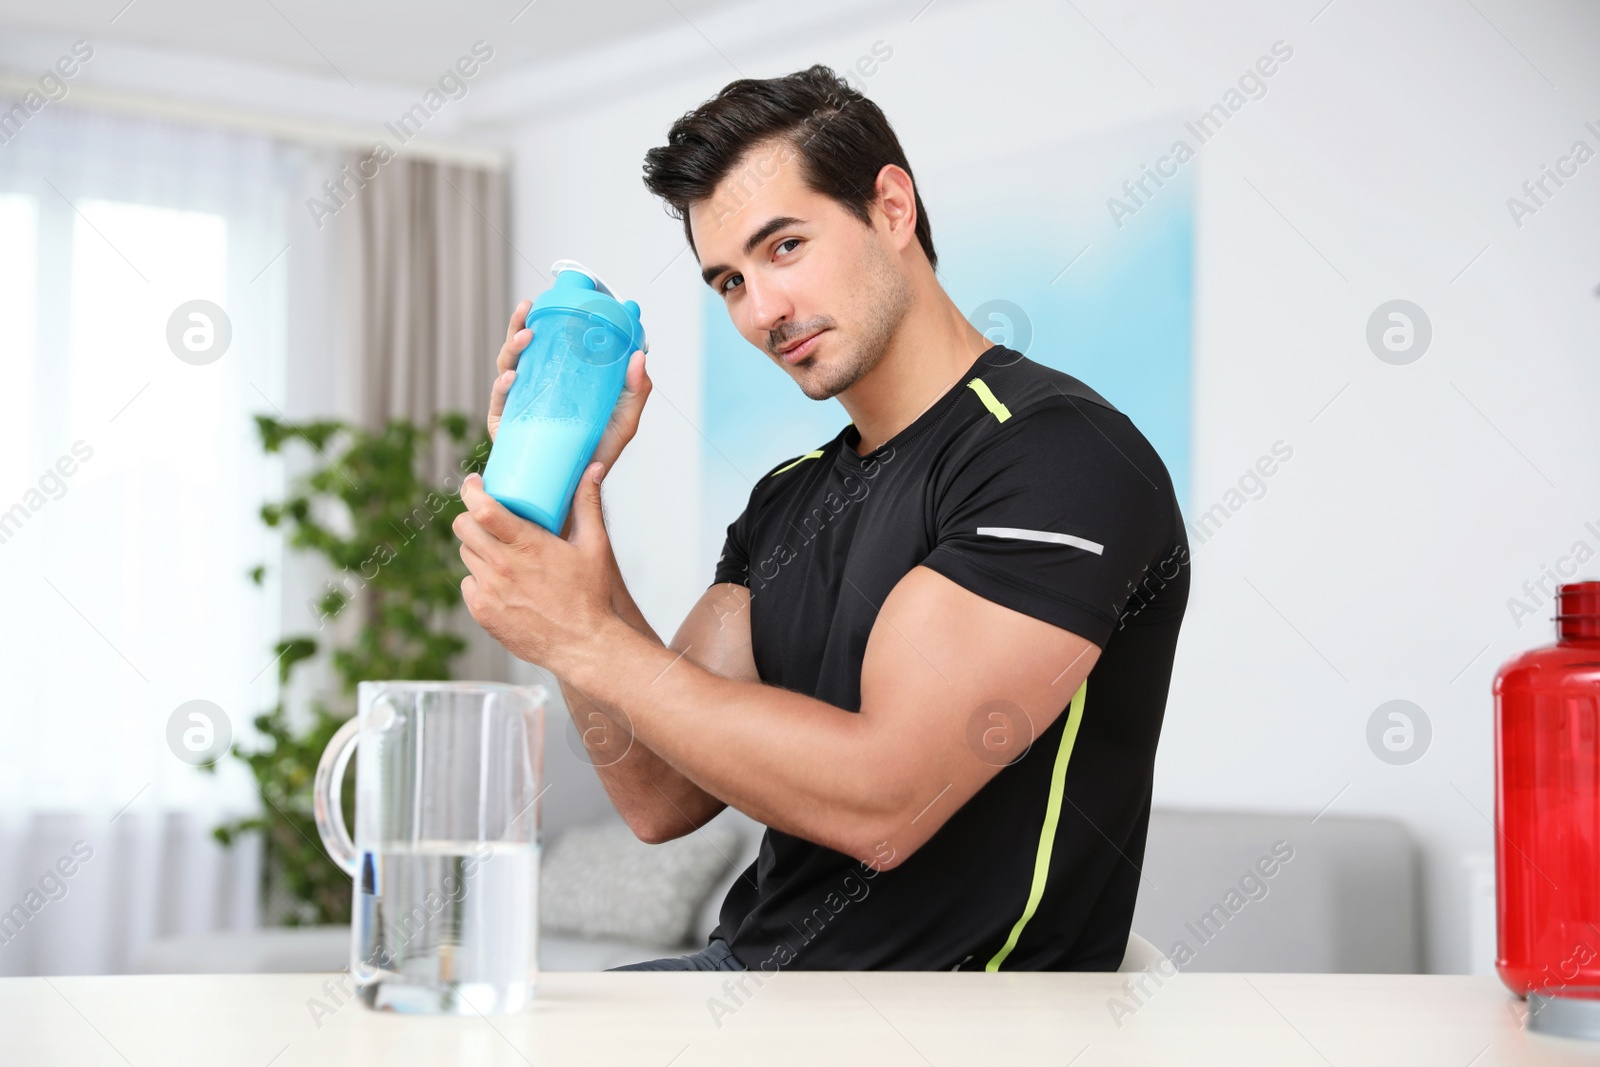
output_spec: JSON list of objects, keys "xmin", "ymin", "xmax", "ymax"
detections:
[{"xmin": 642, "ymin": 64, "xmax": 936, "ymax": 270}]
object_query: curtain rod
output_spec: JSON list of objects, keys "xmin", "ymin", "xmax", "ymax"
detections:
[{"xmin": 0, "ymin": 72, "xmax": 509, "ymax": 170}]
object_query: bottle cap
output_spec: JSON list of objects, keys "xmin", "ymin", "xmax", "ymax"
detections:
[
  {"xmin": 1556, "ymin": 581, "xmax": 1600, "ymax": 640},
  {"xmin": 526, "ymin": 259, "xmax": 648, "ymax": 356}
]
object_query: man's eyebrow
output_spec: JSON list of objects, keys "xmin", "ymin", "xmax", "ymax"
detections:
[{"xmin": 699, "ymin": 215, "xmax": 807, "ymax": 287}]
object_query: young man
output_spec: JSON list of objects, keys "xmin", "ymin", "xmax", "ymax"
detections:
[{"xmin": 454, "ymin": 65, "xmax": 1190, "ymax": 972}]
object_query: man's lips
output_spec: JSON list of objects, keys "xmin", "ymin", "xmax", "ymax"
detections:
[{"xmin": 777, "ymin": 329, "xmax": 827, "ymax": 364}]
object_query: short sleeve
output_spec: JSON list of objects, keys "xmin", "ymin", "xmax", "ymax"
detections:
[
  {"xmin": 919, "ymin": 400, "xmax": 1179, "ymax": 648},
  {"xmin": 711, "ymin": 507, "xmax": 751, "ymax": 588}
]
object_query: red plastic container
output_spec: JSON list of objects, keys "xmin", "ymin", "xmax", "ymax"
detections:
[{"xmin": 1495, "ymin": 581, "xmax": 1600, "ymax": 1034}]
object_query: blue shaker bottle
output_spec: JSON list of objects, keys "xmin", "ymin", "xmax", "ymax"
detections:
[{"xmin": 482, "ymin": 260, "xmax": 648, "ymax": 533}]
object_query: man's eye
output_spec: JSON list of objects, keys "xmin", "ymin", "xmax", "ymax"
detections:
[
  {"xmin": 776, "ymin": 238, "xmax": 801, "ymax": 255},
  {"xmin": 720, "ymin": 273, "xmax": 743, "ymax": 294}
]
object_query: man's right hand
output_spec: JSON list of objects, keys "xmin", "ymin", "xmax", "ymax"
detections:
[
  {"xmin": 482, "ymin": 305, "xmax": 733, "ymax": 843},
  {"xmin": 487, "ymin": 299, "xmax": 653, "ymax": 476}
]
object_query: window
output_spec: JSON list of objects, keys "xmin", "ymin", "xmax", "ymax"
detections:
[
  {"xmin": 0, "ymin": 110, "xmax": 323, "ymax": 816},
  {"xmin": 0, "ymin": 195, "xmax": 38, "ymax": 497}
]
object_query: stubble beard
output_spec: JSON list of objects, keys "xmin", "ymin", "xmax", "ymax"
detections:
[{"xmin": 793, "ymin": 241, "xmax": 913, "ymax": 402}]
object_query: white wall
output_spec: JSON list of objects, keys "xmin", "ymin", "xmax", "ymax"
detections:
[{"xmin": 10, "ymin": 0, "xmax": 1599, "ymax": 974}]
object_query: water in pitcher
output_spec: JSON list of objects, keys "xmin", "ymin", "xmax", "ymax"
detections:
[{"xmin": 355, "ymin": 840, "xmax": 539, "ymax": 1014}]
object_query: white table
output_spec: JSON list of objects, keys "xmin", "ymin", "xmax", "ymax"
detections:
[{"xmin": 2, "ymin": 971, "xmax": 1596, "ymax": 1066}]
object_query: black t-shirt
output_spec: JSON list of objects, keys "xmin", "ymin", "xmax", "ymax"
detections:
[{"xmin": 708, "ymin": 343, "xmax": 1189, "ymax": 971}]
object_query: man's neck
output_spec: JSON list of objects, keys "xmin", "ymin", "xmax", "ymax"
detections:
[{"xmin": 840, "ymin": 291, "xmax": 995, "ymax": 456}]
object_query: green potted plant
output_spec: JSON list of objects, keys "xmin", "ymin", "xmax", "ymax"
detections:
[{"xmin": 203, "ymin": 412, "xmax": 491, "ymax": 926}]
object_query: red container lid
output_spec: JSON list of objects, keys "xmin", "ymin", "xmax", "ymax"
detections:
[{"xmin": 1557, "ymin": 581, "xmax": 1600, "ymax": 640}]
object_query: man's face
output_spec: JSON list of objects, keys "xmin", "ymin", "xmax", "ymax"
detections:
[{"xmin": 690, "ymin": 140, "xmax": 912, "ymax": 401}]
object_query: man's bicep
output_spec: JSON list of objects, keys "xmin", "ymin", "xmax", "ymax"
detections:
[
  {"xmin": 922, "ymin": 402, "xmax": 1182, "ymax": 648},
  {"xmin": 860, "ymin": 566, "xmax": 1100, "ymax": 846},
  {"xmin": 669, "ymin": 582, "xmax": 759, "ymax": 683}
]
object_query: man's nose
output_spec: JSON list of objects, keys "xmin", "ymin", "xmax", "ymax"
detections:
[{"xmin": 742, "ymin": 276, "xmax": 792, "ymax": 340}]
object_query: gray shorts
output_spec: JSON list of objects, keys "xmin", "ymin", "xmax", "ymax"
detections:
[{"xmin": 607, "ymin": 938, "xmax": 747, "ymax": 971}]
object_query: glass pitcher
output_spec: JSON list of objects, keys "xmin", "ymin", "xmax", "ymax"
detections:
[{"xmin": 313, "ymin": 681, "xmax": 547, "ymax": 1015}]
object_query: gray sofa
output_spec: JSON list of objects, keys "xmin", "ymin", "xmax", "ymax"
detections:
[
  {"xmin": 1131, "ymin": 808, "xmax": 1421, "ymax": 973},
  {"xmin": 134, "ymin": 806, "xmax": 1419, "ymax": 974}
]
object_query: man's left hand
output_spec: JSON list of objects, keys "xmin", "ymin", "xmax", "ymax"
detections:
[{"xmin": 455, "ymin": 463, "xmax": 617, "ymax": 671}]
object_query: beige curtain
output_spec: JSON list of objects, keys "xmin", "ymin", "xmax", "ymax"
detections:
[
  {"xmin": 349, "ymin": 152, "xmax": 514, "ymax": 682},
  {"xmin": 351, "ymin": 153, "xmax": 509, "ymax": 435}
]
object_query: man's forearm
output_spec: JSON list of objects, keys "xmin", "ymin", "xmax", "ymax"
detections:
[
  {"xmin": 557, "ymin": 678, "xmax": 725, "ymax": 840},
  {"xmin": 563, "ymin": 618, "xmax": 906, "ymax": 864},
  {"xmin": 606, "ymin": 555, "xmax": 660, "ymax": 644},
  {"xmin": 558, "ymin": 561, "xmax": 726, "ymax": 840}
]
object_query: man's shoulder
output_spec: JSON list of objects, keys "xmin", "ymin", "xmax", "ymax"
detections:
[
  {"xmin": 734, "ymin": 426, "xmax": 851, "ymax": 517},
  {"xmin": 945, "ymin": 350, "xmax": 1177, "ymax": 502},
  {"xmin": 972, "ymin": 348, "xmax": 1122, "ymax": 423},
  {"xmin": 757, "ymin": 425, "xmax": 849, "ymax": 481},
  {"xmin": 953, "ymin": 349, "xmax": 1141, "ymax": 453}
]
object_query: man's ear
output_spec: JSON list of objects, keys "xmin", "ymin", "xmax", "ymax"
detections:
[{"xmin": 872, "ymin": 164, "xmax": 918, "ymax": 255}]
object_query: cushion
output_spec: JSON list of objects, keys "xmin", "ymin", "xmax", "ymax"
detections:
[{"xmin": 541, "ymin": 818, "xmax": 740, "ymax": 949}]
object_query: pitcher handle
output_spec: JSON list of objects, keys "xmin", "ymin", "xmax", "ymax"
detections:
[{"xmin": 313, "ymin": 716, "xmax": 362, "ymax": 877}]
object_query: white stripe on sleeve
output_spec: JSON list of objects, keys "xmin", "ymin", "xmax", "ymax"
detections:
[{"xmin": 974, "ymin": 526, "xmax": 1105, "ymax": 555}]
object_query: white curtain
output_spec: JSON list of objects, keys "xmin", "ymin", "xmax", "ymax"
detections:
[
  {"xmin": 0, "ymin": 106, "xmax": 345, "ymax": 973},
  {"xmin": 0, "ymin": 813, "xmax": 261, "ymax": 977}
]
